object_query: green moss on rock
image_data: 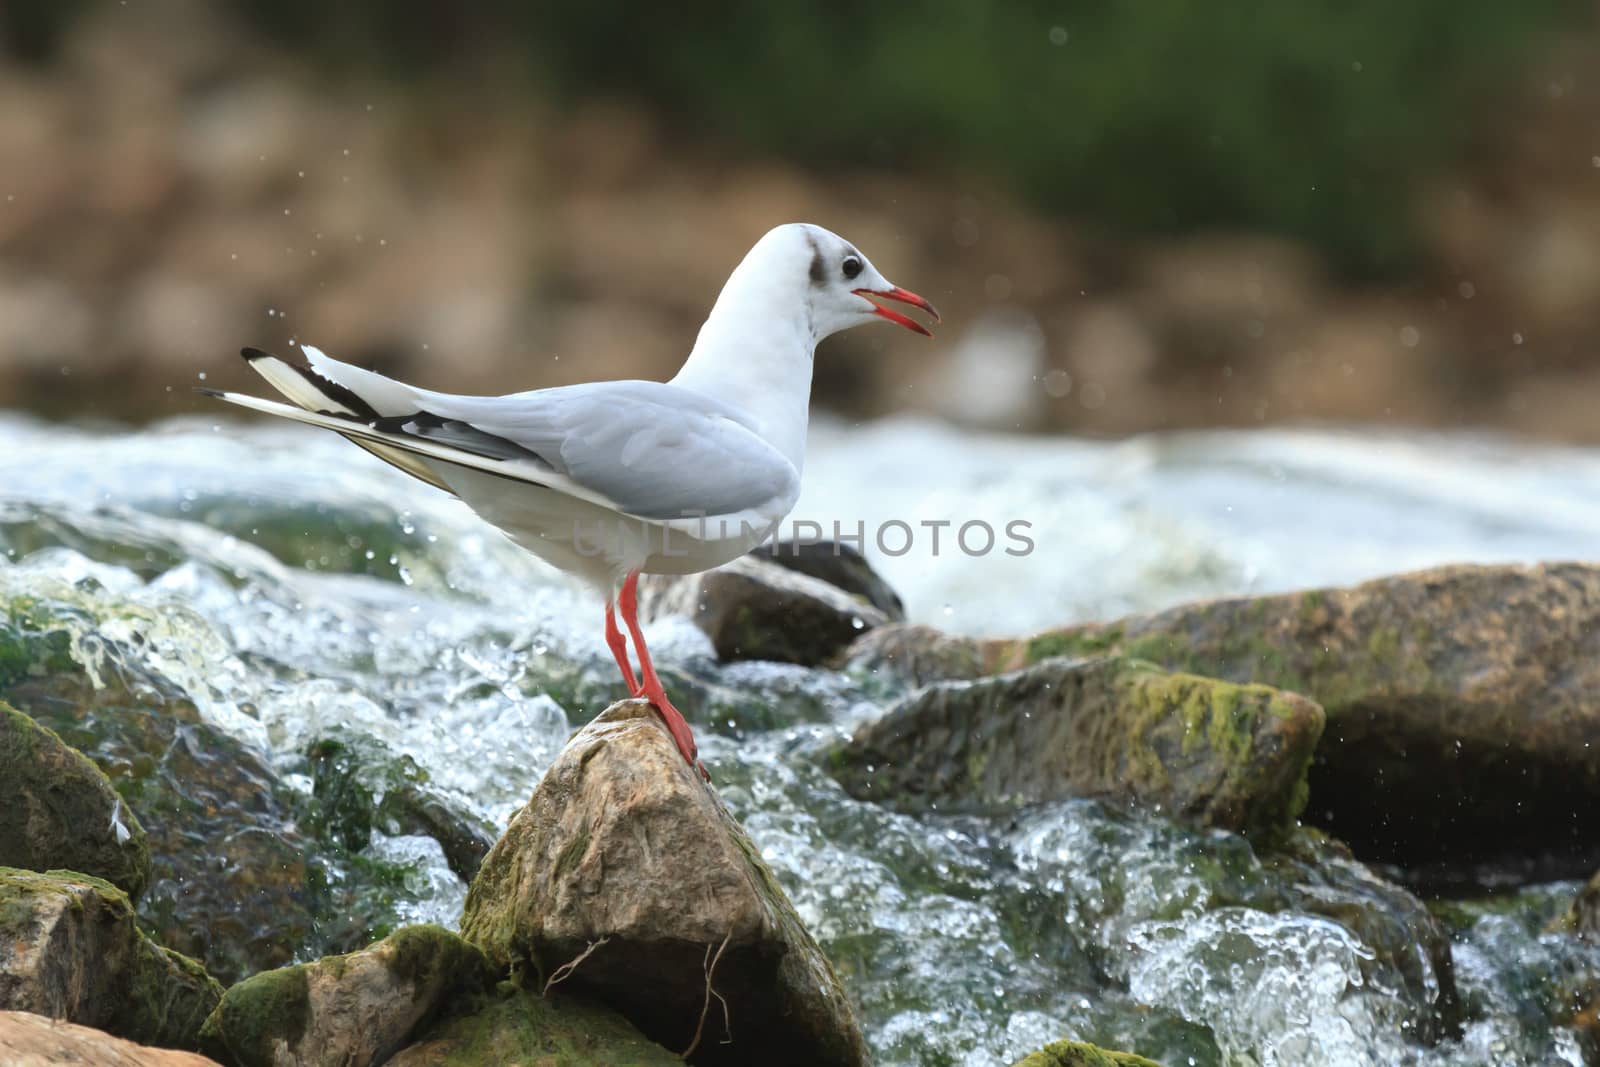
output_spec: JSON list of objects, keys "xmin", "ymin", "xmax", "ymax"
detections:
[
  {"xmin": 388, "ymin": 984, "xmax": 681, "ymax": 1066},
  {"xmin": 199, "ymin": 963, "xmax": 312, "ymax": 1067},
  {"xmin": 199, "ymin": 924, "xmax": 496, "ymax": 1066},
  {"xmin": 118, "ymin": 939, "xmax": 226, "ymax": 1050},
  {"xmin": 381, "ymin": 923, "xmax": 497, "ymax": 993},
  {"xmin": 0, "ymin": 700, "xmax": 151, "ymax": 898},
  {"xmin": 1012, "ymin": 1039, "xmax": 1164, "ymax": 1067},
  {"xmin": 828, "ymin": 656, "xmax": 1323, "ymax": 845},
  {"xmin": 0, "ymin": 866, "xmax": 221, "ymax": 1050},
  {"xmin": 977, "ymin": 563, "xmax": 1600, "ymax": 866}
]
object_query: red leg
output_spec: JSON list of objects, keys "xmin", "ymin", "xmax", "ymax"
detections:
[
  {"xmin": 604, "ymin": 599, "xmax": 641, "ymax": 696},
  {"xmin": 618, "ymin": 570, "xmax": 708, "ymax": 780}
]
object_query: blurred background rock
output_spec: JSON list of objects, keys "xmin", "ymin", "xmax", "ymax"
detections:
[{"xmin": 1, "ymin": 0, "xmax": 1597, "ymax": 438}]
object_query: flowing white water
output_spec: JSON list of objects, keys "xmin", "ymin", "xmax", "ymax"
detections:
[{"xmin": 3, "ymin": 412, "xmax": 1598, "ymax": 1066}]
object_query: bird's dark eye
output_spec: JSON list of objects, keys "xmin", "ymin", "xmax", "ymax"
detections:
[{"xmin": 842, "ymin": 256, "xmax": 863, "ymax": 280}]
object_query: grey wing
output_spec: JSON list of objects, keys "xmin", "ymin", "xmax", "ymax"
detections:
[{"xmin": 415, "ymin": 381, "xmax": 800, "ymax": 521}]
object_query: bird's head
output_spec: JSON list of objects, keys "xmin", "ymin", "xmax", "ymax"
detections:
[{"xmin": 736, "ymin": 223, "xmax": 941, "ymax": 344}]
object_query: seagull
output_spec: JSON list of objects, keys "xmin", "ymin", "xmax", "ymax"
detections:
[{"xmin": 201, "ymin": 223, "xmax": 939, "ymax": 778}]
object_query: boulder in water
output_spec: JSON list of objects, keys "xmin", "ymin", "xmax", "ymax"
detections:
[
  {"xmin": 387, "ymin": 985, "xmax": 683, "ymax": 1066},
  {"xmin": 750, "ymin": 537, "xmax": 906, "ymax": 620},
  {"xmin": 460, "ymin": 699, "xmax": 869, "ymax": 1066},
  {"xmin": 0, "ymin": 699, "xmax": 150, "ymax": 899},
  {"xmin": 198, "ymin": 924, "xmax": 496, "ymax": 1067},
  {"xmin": 864, "ymin": 562, "xmax": 1600, "ymax": 872},
  {"xmin": 640, "ymin": 554, "xmax": 891, "ymax": 666},
  {"xmin": 0, "ymin": 867, "xmax": 222, "ymax": 1051},
  {"xmin": 1011, "ymin": 1038, "xmax": 1163, "ymax": 1067},
  {"xmin": 828, "ymin": 656, "xmax": 1323, "ymax": 845}
]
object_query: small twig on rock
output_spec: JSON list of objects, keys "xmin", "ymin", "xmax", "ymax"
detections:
[
  {"xmin": 542, "ymin": 936, "xmax": 610, "ymax": 996},
  {"xmin": 680, "ymin": 932, "xmax": 733, "ymax": 1059}
]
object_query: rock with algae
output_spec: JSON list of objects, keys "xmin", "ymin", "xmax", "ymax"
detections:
[
  {"xmin": 198, "ymin": 924, "xmax": 496, "ymax": 1067},
  {"xmin": 303, "ymin": 728, "xmax": 497, "ymax": 882},
  {"xmin": 0, "ymin": 1010, "xmax": 221, "ymax": 1066},
  {"xmin": 829, "ymin": 655, "xmax": 1323, "ymax": 845},
  {"xmin": 387, "ymin": 984, "xmax": 682, "ymax": 1066},
  {"xmin": 0, "ymin": 593, "xmax": 429, "ymax": 983},
  {"xmin": 1011, "ymin": 1038, "xmax": 1163, "ymax": 1067},
  {"xmin": 0, "ymin": 867, "xmax": 222, "ymax": 1051},
  {"xmin": 851, "ymin": 561, "xmax": 1600, "ymax": 868},
  {"xmin": 460, "ymin": 699, "xmax": 869, "ymax": 1067},
  {"xmin": 0, "ymin": 699, "xmax": 150, "ymax": 899}
]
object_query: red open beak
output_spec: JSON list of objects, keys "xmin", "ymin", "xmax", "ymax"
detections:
[{"xmin": 853, "ymin": 286, "xmax": 942, "ymax": 337}]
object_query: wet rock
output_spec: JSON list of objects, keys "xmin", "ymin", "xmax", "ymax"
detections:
[
  {"xmin": 0, "ymin": 867, "xmax": 223, "ymax": 1051},
  {"xmin": 199, "ymin": 924, "xmax": 496, "ymax": 1067},
  {"xmin": 0, "ymin": 699, "xmax": 150, "ymax": 898},
  {"xmin": 837, "ymin": 622, "xmax": 989, "ymax": 688},
  {"xmin": 984, "ymin": 562, "xmax": 1600, "ymax": 868},
  {"xmin": 388, "ymin": 985, "xmax": 681, "ymax": 1066},
  {"xmin": 0, "ymin": 605, "xmax": 416, "ymax": 983},
  {"xmin": 0, "ymin": 1011, "xmax": 221, "ymax": 1066},
  {"xmin": 828, "ymin": 656, "xmax": 1323, "ymax": 844},
  {"xmin": 460, "ymin": 699, "xmax": 868, "ymax": 1067},
  {"xmin": 750, "ymin": 537, "xmax": 905, "ymax": 621},
  {"xmin": 1011, "ymin": 1038, "xmax": 1163, "ymax": 1067},
  {"xmin": 640, "ymin": 554, "xmax": 890, "ymax": 666},
  {"xmin": 1270, "ymin": 830, "xmax": 1460, "ymax": 1039},
  {"xmin": 304, "ymin": 729, "xmax": 496, "ymax": 882},
  {"xmin": 1551, "ymin": 869, "xmax": 1600, "ymax": 942},
  {"xmin": 7, "ymin": 669, "xmax": 319, "ymax": 984}
]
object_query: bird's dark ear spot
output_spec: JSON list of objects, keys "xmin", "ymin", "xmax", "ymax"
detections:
[{"xmin": 804, "ymin": 229, "xmax": 825, "ymax": 285}]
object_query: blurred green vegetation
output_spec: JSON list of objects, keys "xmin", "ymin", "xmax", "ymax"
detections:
[{"xmin": 4, "ymin": 1, "xmax": 1582, "ymax": 274}]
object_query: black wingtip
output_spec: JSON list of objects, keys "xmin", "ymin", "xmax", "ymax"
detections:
[
  {"xmin": 194, "ymin": 386, "xmax": 227, "ymax": 398},
  {"xmin": 240, "ymin": 346, "xmax": 272, "ymax": 362}
]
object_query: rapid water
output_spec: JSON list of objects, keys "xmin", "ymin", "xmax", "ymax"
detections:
[{"xmin": 3, "ymin": 411, "xmax": 1598, "ymax": 1066}]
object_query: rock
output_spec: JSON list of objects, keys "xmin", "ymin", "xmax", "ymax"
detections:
[
  {"xmin": 0, "ymin": 1011, "xmax": 221, "ymax": 1067},
  {"xmin": 199, "ymin": 924, "xmax": 496, "ymax": 1067},
  {"xmin": 460, "ymin": 699, "xmax": 868, "ymax": 1067},
  {"xmin": 0, "ymin": 867, "xmax": 222, "ymax": 1050},
  {"xmin": 984, "ymin": 562, "xmax": 1600, "ymax": 868},
  {"xmin": 1551, "ymin": 869, "xmax": 1600, "ymax": 942},
  {"xmin": 387, "ymin": 985, "xmax": 682, "ymax": 1066},
  {"xmin": 640, "ymin": 554, "xmax": 890, "ymax": 666},
  {"xmin": 1011, "ymin": 1038, "xmax": 1163, "ymax": 1067},
  {"xmin": 0, "ymin": 699, "xmax": 150, "ymax": 899},
  {"xmin": 1, "ymin": 638, "xmax": 413, "ymax": 983},
  {"xmin": 837, "ymin": 622, "xmax": 989, "ymax": 687},
  {"xmin": 827, "ymin": 656, "xmax": 1323, "ymax": 845},
  {"xmin": 304, "ymin": 729, "xmax": 497, "ymax": 882},
  {"xmin": 1270, "ymin": 830, "xmax": 1460, "ymax": 1039},
  {"xmin": 750, "ymin": 537, "xmax": 905, "ymax": 621}
]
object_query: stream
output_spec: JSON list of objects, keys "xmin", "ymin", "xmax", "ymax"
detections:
[{"xmin": 2, "ymin": 411, "xmax": 1598, "ymax": 1066}]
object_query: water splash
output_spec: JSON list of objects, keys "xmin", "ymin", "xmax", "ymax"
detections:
[{"xmin": 1, "ymin": 413, "xmax": 1597, "ymax": 1064}]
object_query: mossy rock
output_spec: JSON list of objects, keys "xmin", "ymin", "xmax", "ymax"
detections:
[
  {"xmin": 0, "ymin": 866, "xmax": 222, "ymax": 1050},
  {"xmin": 0, "ymin": 621, "xmax": 421, "ymax": 983},
  {"xmin": 200, "ymin": 924, "xmax": 497, "ymax": 1067},
  {"xmin": 304, "ymin": 728, "xmax": 496, "ymax": 882},
  {"xmin": 0, "ymin": 700, "xmax": 150, "ymax": 898},
  {"xmin": 1012, "ymin": 1038, "xmax": 1164, "ymax": 1067},
  {"xmin": 388, "ymin": 984, "xmax": 682, "ymax": 1066},
  {"xmin": 987, "ymin": 562, "xmax": 1600, "ymax": 868},
  {"xmin": 828, "ymin": 655, "xmax": 1323, "ymax": 845},
  {"xmin": 461, "ymin": 700, "xmax": 868, "ymax": 1066}
]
